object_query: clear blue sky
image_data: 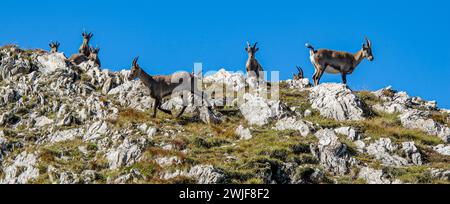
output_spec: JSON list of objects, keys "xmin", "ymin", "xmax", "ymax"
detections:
[{"xmin": 1, "ymin": 0, "xmax": 449, "ymax": 108}]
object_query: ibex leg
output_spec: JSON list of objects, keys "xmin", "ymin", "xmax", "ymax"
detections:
[
  {"xmin": 341, "ymin": 73, "xmax": 347, "ymax": 84},
  {"xmin": 152, "ymin": 100, "xmax": 159, "ymax": 118}
]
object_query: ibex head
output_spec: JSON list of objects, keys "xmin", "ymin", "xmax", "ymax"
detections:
[
  {"xmin": 89, "ymin": 46, "xmax": 100, "ymax": 57},
  {"xmin": 49, "ymin": 41, "xmax": 60, "ymax": 53},
  {"xmin": 82, "ymin": 31, "xmax": 94, "ymax": 42},
  {"xmin": 293, "ymin": 66, "xmax": 304, "ymax": 80},
  {"xmin": 128, "ymin": 57, "xmax": 142, "ymax": 80},
  {"xmin": 245, "ymin": 42, "xmax": 259, "ymax": 58},
  {"xmin": 362, "ymin": 37, "xmax": 374, "ymax": 61}
]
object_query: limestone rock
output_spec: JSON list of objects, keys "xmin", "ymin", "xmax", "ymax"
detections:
[
  {"xmin": 235, "ymin": 125, "xmax": 252, "ymax": 140},
  {"xmin": 1, "ymin": 152, "xmax": 39, "ymax": 184},
  {"xmin": 309, "ymin": 83, "xmax": 368, "ymax": 121},
  {"xmin": 401, "ymin": 142, "xmax": 422, "ymax": 165},
  {"xmin": 399, "ymin": 109, "xmax": 450, "ymax": 143},
  {"xmin": 188, "ymin": 165, "xmax": 225, "ymax": 184},
  {"xmin": 274, "ymin": 117, "xmax": 313, "ymax": 137},
  {"xmin": 239, "ymin": 93, "xmax": 291, "ymax": 126},
  {"xmin": 433, "ymin": 144, "xmax": 450, "ymax": 156},
  {"xmin": 106, "ymin": 137, "xmax": 146, "ymax": 170},
  {"xmin": 366, "ymin": 138, "xmax": 409, "ymax": 166},
  {"xmin": 358, "ymin": 167, "xmax": 395, "ymax": 184},
  {"xmin": 334, "ymin": 126, "xmax": 360, "ymax": 141},
  {"xmin": 312, "ymin": 129, "xmax": 356, "ymax": 175}
]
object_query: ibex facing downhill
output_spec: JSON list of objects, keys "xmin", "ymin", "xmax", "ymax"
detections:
[
  {"xmin": 128, "ymin": 57, "xmax": 210, "ymax": 118},
  {"xmin": 49, "ymin": 41, "xmax": 60, "ymax": 53},
  {"xmin": 293, "ymin": 66, "xmax": 304, "ymax": 80},
  {"xmin": 306, "ymin": 37, "xmax": 374, "ymax": 86},
  {"xmin": 245, "ymin": 42, "xmax": 264, "ymax": 80},
  {"xmin": 79, "ymin": 31, "xmax": 93, "ymax": 56}
]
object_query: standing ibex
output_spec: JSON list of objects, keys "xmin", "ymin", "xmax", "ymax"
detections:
[
  {"xmin": 306, "ymin": 37, "xmax": 374, "ymax": 86},
  {"xmin": 49, "ymin": 41, "xmax": 60, "ymax": 53},
  {"xmin": 245, "ymin": 42, "xmax": 264, "ymax": 80},
  {"xmin": 79, "ymin": 31, "xmax": 93, "ymax": 56},
  {"xmin": 293, "ymin": 66, "xmax": 304, "ymax": 80},
  {"xmin": 128, "ymin": 57, "xmax": 211, "ymax": 118}
]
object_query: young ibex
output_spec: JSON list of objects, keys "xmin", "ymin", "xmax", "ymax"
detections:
[
  {"xmin": 306, "ymin": 37, "xmax": 374, "ymax": 86},
  {"xmin": 69, "ymin": 46, "xmax": 101, "ymax": 67},
  {"xmin": 89, "ymin": 46, "xmax": 101, "ymax": 67},
  {"xmin": 128, "ymin": 57, "xmax": 211, "ymax": 118},
  {"xmin": 79, "ymin": 31, "xmax": 93, "ymax": 56},
  {"xmin": 49, "ymin": 41, "xmax": 60, "ymax": 53},
  {"xmin": 293, "ymin": 66, "xmax": 304, "ymax": 80},
  {"xmin": 245, "ymin": 42, "xmax": 264, "ymax": 80}
]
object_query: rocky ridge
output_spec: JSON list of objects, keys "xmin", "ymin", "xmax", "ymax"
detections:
[{"xmin": 0, "ymin": 45, "xmax": 449, "ymax": 184}]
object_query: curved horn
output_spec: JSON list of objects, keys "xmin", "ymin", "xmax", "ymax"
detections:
[
  {"xmin": 133, "ymin": 57, "xmax": 139, "ymax": 66},
  {"xmin": 296, "ymin": 66, "xmax": 303, "ymax": 77},
  {"xmin": 365, "ymin": 36, "xmax": 371, "ymax": 47},
  {"xmin": 253, "ymin": 42, "xmax": 258, "ymax": 49},
  {"xmin": 247, "ymin": 41, "xmax": 251, "ymax": 48}
]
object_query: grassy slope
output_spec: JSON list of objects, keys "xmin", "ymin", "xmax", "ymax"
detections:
[{"xmin": 2, "ymin": 76, "xmax": 449, "ymax": 183}]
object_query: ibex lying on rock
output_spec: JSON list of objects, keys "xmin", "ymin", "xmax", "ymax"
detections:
[
  {"xmin": 306, "ymin": 37, "xmax": 374, "ymax": 86},
  {"xmin": 293, "ymin": 66, "xmax": 304, "ymax": 80},
  {"xmin": 79, "ymin": 31, "xmax": 93, "ymax": 56},
  {"xmin": 49, "ymin": 41, "xmax": 60, "ymax": 53},
  {"xmin": 128, "ymin": 57, "xmax": 211, "ymax": 118},
  {"xmin": 69, "ymin": 46, "xmax": 101, "ymax": 67},
  {"xmin": 89, "ymin": 46, "xmax": 101, "ymax": 67},
  {"xmin": 245, "ymin": 42, "xmax": 264, "ymax": 80}
]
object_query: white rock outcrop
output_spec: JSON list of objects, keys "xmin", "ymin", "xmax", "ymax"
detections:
[
  {"xmin": 188, "ymin": 165, "xmax": 225, "ymax": 184},
  {"xmin": 366, "ymin": 138, "xmax": 409, "ymax": 166},
  {"xmin": 433, "ymin": 144, "xmax": 450, "ymax": 156},
  {"xmin": 235, "ymin": 125, "xmax": 252, "ymax": 140},
  {"xmin": 274, "ymin": 117, "xmax": 313, "ymax": 137},
  {"xmin": 309, "ymin": 83, "xmax": 367, "ymax": 121},
  {"xmin": 358, "ymin": 167, "xmax": 399, "ymax": 184},
  {"xmin": 311, "ymin": 129, "xmax": 356, "ymax": 175},
  {"xmin": 106, "ymin": 137, "xmax": 146, "ymax": 170},
  {"xmin": 239, "ymin": 93, "xmax": 291, "ymax": 126},
  {"xmin": 1, "ymin": 152, "xmax": 39, "ymax": 184},
  {"xmin": 399, "ymin": 109, "xmax": 450, "ymax": 143}
]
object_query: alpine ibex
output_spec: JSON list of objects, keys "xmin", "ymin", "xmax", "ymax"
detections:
[
  {"xmin": 293, "ymin": 66, "xmax": 304, "ymax": 80},
  {"xmin": 79, "ymin": 31, "xmax": 93, "ymax": 56},
  {"xmin": 69, "ymin": 46, "xmax": 101, "ymax": 67},
  {"xmin": 89, "ymin": 46, "xmax": 101, "ymax": 67},
  {"xmin": 128, "ymin": 57, "xmax": 211, "ymax": 118},
  {"xmin": 245, "ymin": 42, "xmax": 264, "ymax": 80},
  {"xmin": 306, "ymin": 37, "xmax": 374, "ymax": 86},
  {"xmin": 49, "ymin": 41, "xmax": 60, "ymax": 53}
]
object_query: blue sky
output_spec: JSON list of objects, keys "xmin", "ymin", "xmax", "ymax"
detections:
[{"xmin": 1, "ymin": 0, "xmax": 449, "ymax": 108}]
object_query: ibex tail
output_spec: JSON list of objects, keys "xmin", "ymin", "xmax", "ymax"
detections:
[{"xmin": 305, "ymin": 43, "xmax": 316, "ymax": 55}]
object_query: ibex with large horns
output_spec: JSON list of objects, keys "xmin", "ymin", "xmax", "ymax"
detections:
[
  {"xmin": 245, "ymin": 42, "xmax": 264, "ymax": 80},
  {"xmin": 306, "ymin": 37, "xmax": 374, "ymax": 86},
  {"xmin": 49, "ymin": 41, "xmax": 60, "ymax": 53},
  {"xmin": 128, "ymin": 57, "xmax": 211, "ymax": 118},
  {"xmin": 79, "ymin": 31, "xmax": 93, "ymax": 56},
  {"xmin": 293, "ymin": 66, "xmax": 304, "ymax": 80}
]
